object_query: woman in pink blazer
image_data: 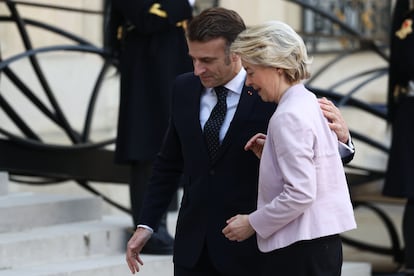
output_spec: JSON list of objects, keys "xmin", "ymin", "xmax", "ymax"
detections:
[{"xmin": 222, "ymin": 21, "xmax": 356, "ymax": 276}]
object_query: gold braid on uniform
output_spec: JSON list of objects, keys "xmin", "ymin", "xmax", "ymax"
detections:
[
  {"xmin": 149, "ymin": 3, "xmax": 167, "ymax": 18},
  {"xmin": 148, "ymin": 3, "xmax": 187, "ymax": 29},
  {"xmin": 395, "ymin": 2, "xmax": 414, "ymax": 40}
]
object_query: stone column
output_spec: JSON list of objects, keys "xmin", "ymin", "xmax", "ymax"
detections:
[{"xmin": 219, "ymin": 0, "xmax": 301, "ymax": 27}]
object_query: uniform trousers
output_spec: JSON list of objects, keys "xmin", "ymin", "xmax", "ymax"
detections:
[{"xmin": 404, "ymin": 199, "xmax": 414, "ymax": 270}]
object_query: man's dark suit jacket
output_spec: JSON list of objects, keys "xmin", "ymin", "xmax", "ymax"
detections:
[{"xmin": 140, "ymin": 72, "xmax": 276, "ymax": 275}]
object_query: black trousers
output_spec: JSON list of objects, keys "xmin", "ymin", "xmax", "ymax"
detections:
[
  {"xmin": 404, "ymin": 199, "xmax": 414, "ymax": 269},
  {"xmin": 174, "ymin": 242, "xmax": 248, "ymax": 276},
  {"xmin": 174, "ymin": 244, "xmax": 223, "ymax": 276},
  {"xmin": 261, "ymin": 234, "xmax": 343, "ymax": 276}
]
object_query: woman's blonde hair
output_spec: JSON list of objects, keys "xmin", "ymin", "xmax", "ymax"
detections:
[{"xmin": 231, "ymin": 20, "xmax": 312, "ymax": 83}]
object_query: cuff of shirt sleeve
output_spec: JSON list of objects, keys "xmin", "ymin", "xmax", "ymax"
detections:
[
  {"xmin": 345, "ymin": 135, "xmax": 355, "ymax": 151},
  {"xmin": 137, "ymin": 224, "xmax": 154, "ymax": 233},
  {"xmin": 339, "ymin": 134, "xmax": 355, "ymax": 156}
]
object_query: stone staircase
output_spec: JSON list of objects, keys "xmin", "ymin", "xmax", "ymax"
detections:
[
  {"xmin": 0, "ymin": 172, "xmax": 371, "ymax": 275},
  {"xmin": 0, "ymin": 172, "xmax": 174, "ymax": 276}
]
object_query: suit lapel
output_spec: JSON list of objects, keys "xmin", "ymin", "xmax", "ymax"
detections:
[
  {"xmin": 212, "ymin": 86, "xmax": 258, "ymax": 163},
  {"xmin": 191, "ymin": 83, "xmax": 204, "ymax": 137},
  {"xmin": 185, "ymin": 79, "xmax": 210, "ymax": 158}
]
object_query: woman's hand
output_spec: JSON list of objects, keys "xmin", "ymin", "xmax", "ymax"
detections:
[
  {"xmin": 222, "ymin": 214, "xmax": 255, "ymax": 242},
  {"xmin": 244, "ymin": 133, "xmax": 267, "ymax": 159}
]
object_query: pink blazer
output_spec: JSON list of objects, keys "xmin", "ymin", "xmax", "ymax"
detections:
[{"xmin": 249, "ymin": 84, "xmax": 356, "ymax": 253}]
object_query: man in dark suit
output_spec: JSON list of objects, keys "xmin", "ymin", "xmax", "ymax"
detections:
[
  {"xmin": 110, "ymin": 0, "xmax": 194, "ymax": 254},
  {"xmin": 384, "ymin": 1, "xmax": 414, "ymax": 274},
  {"xmin": 126, "ymin": 7, "xmax": 355, "ymax": 275}
]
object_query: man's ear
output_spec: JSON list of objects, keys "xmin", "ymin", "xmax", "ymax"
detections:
[{"xmin": 231, "ymin": 52, "xmax": 240, "ymax": 62}]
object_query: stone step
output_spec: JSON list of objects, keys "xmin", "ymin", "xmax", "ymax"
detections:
[
  {"xmin": 0, "ymin": 255, "xmax": 369, "ymax": 276},
  {"xmin": 0, "ymin": 192, "xmax": 102, "ymax": 233},
  {"xmin": 0, "ymin": 188, "xmax": 371, "ymax": 276},
  {"xmin": 0, "ymin": 206, "xmax": 371, "ymax": 276},
  {"xmin": 0, "ymin": 172, "xmax": 8, "ymax": 196},
  {"xmin": 0, "ymin": 254, "xmax": 173, "ymax": 276},
  {"xmin": 0, "ymin": 215, "xmax": 130, "ymax": 269},
  {"xmin": 342, "ymin": 262, "xmax": 371, "ymax": 276}
]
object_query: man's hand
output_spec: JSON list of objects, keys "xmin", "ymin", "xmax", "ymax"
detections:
[
  {"xmin": 126, "ymin": 227, "xmax": 152, "ymax": 274},
  {"xmin": 318, "ymin": 97, "xmax": 350, "ymax": 144},
  {"xmin": 244, "ymin": 133, "xmax": 267, "ymax": 159}
]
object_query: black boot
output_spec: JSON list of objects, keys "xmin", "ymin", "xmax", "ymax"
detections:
[{"xmin": 141, "ymin": 213, "xmax": 174, "ymax": 255}]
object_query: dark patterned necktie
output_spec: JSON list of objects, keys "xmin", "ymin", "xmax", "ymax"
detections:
[{"xmin": 204, "ymin": 86, "xmax": 228, "ymax": 160}]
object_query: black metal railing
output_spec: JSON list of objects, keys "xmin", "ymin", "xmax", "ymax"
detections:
[{"xmin": 0, "ymin": 0, "xmax": 130, "ymax": 212}]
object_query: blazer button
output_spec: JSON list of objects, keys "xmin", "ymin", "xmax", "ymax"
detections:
[{"xmin": 209, "ymin": 169, "xmax": 215, "ymax": 175}]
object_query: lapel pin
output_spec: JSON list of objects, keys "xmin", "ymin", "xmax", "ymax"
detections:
[{"xmin": 247, "ymin": 90, "xmax": 253, "ymax": 96}]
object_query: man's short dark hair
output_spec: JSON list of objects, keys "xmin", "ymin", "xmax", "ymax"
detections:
[{"xmin": 187, "ymin": 7, "xmax": 246, "ymax": 48}]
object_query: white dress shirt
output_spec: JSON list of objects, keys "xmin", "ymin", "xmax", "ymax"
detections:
[{"xmin": 200, "ymin": 69, "xmax": 246, "ymax": 142}]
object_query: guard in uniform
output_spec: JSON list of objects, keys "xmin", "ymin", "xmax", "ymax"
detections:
[
  {"xmin": 384, "ymin": 1, "xmax": 414, "ymax": 274},
  {"xmin": 105, "ymin": 1, "xmax": 193, "ymax": 254}
]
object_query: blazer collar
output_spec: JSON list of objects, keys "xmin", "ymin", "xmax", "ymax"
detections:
[{"xmin": 211, "ymin": 85, "xmax": 258, "ymax": 163}]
